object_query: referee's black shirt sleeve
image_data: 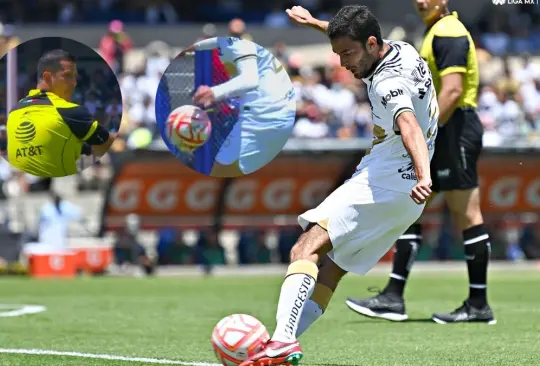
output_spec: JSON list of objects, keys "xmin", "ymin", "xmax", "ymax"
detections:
[
  {"xmin": 432, "ymin": 35, "xmax": 469, "ymax": 72},
  {"xmin": 56, "ymin": 105, "xmax": 110, "ymax": 145}
]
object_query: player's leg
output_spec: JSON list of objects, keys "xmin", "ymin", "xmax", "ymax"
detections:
[
  {"xmin": 446, "ymin": 188, "xmax": 488, "ymax": 306},
  {"xmin": 296, "ymin": 254, "xmax": 347, "ymax": 338},
  {"xmin": 210, "ymin": 120, "xmax": 243, "ymax": 177},
  {"xmin": 344, "ymin": 223, "xmax": 422, "ymax": 321},
  {"xmin": 272, "ymin": 223, "xmax": 332, "ymax": 340},
  {"xmin": 344, "ymin": 135, "xmax": 443, "ymax": 322},
  {"xmin": 241, "ymin": 181, "xmax": 380, "ymax": 366},
  {"xmin": 430, "ymin": 109, "xmax": 495, "ymax": 324},
  {"xmin": 239, "ymin": 223, "xmax": 332, "ymax": 366},
  {"xmin": 241, "ymin": 183, "xmax": 423, "ymax": 366},
  {"xmin": 432, "ymin": 188, "xmax": 495, "ymax": 324}
]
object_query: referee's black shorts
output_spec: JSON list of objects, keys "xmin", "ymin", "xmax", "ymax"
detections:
[{"xmin": 431, "ymin": 107, "xmax": 484, "ymax": 193}]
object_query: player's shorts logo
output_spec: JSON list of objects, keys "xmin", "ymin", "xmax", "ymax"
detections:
[
  {"xmin": 492, "ymin": 0, "xmax": 505, "ymax": 5},
  {"xmin": 398, "ymin": 161, "xmax": 417, "ymax": 181}
]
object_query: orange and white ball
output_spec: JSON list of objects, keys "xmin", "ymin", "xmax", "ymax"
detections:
[
  {"xmin": 211, "ymin": 314, "xmax": 270, "ymax": 366},
  {"xmin": 166, "ymin": 105, "xmax": 211, "ymax": 152}
]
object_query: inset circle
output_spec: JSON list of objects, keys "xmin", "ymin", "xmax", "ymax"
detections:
[
  {"xmin": 0, "ymin": 36, "xmax": 124, "ymax": 177},
  {"xmin": 155, "ymin": 36, "xmax": 297, "ymax": 178}
]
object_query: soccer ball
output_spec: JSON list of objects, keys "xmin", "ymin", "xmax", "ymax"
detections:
[
  {"xmin": 212, "ymin": 314, "xmax": 270, "ymax": 366},
  {"xmin": 166, "ymin": 105, "xmax": 211, "ymax": 153}
]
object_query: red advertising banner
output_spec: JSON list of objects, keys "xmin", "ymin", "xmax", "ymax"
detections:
[{"xmin": 101, "ymin": 151, "xmax": 539, "ymax": 231}]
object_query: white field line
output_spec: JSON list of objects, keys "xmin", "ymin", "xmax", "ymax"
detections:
[
  {"xmin": 0, "ymin": 349, "xmax": 221, "ymax": 365},
  {"xmin": 0, "ymin": 305, "xmax": 47, "ymax": 317}
]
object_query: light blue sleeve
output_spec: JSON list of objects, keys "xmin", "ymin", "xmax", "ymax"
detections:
[
  {"xmin": 228, "ymin": 39, "xmax": 257, "ymax": 61},
  {"xmin": 194, "ymin": 37, "xmax": 219, "ymax": 51},
  {"xmin": 211, "ymin": 56, "xmax": 259, "ymax": 101}
]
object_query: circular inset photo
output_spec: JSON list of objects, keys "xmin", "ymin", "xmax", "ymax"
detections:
[
  {"xmin": 0, "ymin": 36, "xmax": 122, "ymax": 177},
  {"xmin": 156, "ymin": 36, "xmax": 296, "ymax": 178}
]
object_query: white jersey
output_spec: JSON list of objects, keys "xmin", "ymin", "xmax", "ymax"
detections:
[
  {"xmin": 216, "ymin": 37, "xmax": 294, "ymax": 112},
  {"xmin": 351, "ymin": 40, "xmax": 439, "ymax": 194}
]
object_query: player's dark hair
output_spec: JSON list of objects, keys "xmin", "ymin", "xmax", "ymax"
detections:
[
  {"xmin": 327, "ymin": 5, "xmax": 383, "ymax": 47},
  {"xmin": 37, "ymin": 49, "xmax": 76, "ymax": 79}
]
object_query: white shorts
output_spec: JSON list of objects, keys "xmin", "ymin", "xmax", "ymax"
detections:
[
  {"xmin": 297, "ymin": 180, "xmax": 424, "ymax": 275},
  {"xmin": 214, "ymin": 99, "xmax": 296, "ymax": 175}
]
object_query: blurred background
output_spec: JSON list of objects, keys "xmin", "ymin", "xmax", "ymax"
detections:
[{"xmin": 0, "ymin": 0, "xmax": 538, "ymax": 277}]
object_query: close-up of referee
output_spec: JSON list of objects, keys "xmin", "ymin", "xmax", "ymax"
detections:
[
  {"xmin": 5, "ymin": 47, "xmax": 117, "ymax": 178},
  {"xmin": 345, "ymin": 0, "xmax": 495, "ymax": 324}
]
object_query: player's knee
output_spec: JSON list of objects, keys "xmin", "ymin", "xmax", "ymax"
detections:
[
  {"xmin": 459, "ymin": 203, "xmax": 483, "ymax": 230},
  {"xmin": 289, "ymin": 224, "xmax": 331, "ymax": 263},
  {"xmin": 289, "ymin": 243, "xmax": 308, "ymax": 263},
  {"xmin": 446, "ymin": 189, "xmax": 483, "ymax": 230},
  {"xmin": 461, "ymin": 209, "xmax": 483, "ymax": 231}
]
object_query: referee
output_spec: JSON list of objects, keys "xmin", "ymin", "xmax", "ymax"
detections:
[
  {"xmin": 6, "ymin": 49, "xmax": 116, "ymax": 177},
  {"xmin": 286, "ymin": 1, "xmax": 494, "ymax": 324}
]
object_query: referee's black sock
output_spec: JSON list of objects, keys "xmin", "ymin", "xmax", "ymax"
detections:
[
  {"xmin": 383, "ymin": 223, "xmax": 422, "ymax": 298},
  {"xmin": 463, "ymin": 224, "xmax": 490, "ymax": 307}
]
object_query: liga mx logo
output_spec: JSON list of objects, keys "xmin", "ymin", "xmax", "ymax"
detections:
[{"xmin": 493, "ymin": 0, "xmax": 505, "ymax": 4}]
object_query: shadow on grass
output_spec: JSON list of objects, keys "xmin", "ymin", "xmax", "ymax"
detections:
[{"xmin": 348, "ymin": 317, "xmax": 435, "ymax": 324}]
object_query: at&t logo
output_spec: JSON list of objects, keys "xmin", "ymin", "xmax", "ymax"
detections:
[{"xmin": 493, "ymin": 0, "xmax": 505, "ymax": 4}]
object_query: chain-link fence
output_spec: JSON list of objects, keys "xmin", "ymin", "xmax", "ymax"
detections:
[
  {"xmin": 155, "ymin": 52, "xmax": 196, "ymax": 169},
  {"xmin": 155, "ymin": 50, "xmax": 239, "ymax": 175}
]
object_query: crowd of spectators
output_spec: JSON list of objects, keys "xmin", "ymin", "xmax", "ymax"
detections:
[
  {"xmin": 113, "ymin": 23, "xmax": 540, "ymax": 148},
  {"xmin": 0, "ymin": 0, "xmax": 340, "ymax": 24}
]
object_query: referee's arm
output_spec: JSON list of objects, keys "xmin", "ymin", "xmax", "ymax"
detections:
[
  {"xmin": 432, "ymin": 35, "xmax": 469, "ymax": 125},
  {"xmin": 57, "ymin": 106, "xmax": 117, "ymax": 157}
]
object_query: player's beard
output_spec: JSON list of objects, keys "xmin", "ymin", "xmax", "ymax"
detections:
[
  {"xmin": 357, "ymin": 57, "xmax": 378, "ymax": 79},
  {"xmin": 356, "ymin": 68, "xmax": 370, "ymax": 79}
]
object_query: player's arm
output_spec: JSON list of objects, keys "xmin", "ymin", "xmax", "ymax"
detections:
[
  {"xmin": 210, "ymin": 54, "xmax": 259, "ymax": 101},
  {"xmin": 193, "ymin": 37, "xmax": 219, "ymax": 51},
  {"xmin": 432, "ymin": 35, "xmax": 469, "ymax": 125},
  {"xmin": 396, "ymin": 112, "xmax": 431, "ymax": 184},
  {"xmin": 177, "ymin": 37, "xmax": 219, "ymax": 56},
  {"xmin": 286, "ymin": 6, "xmax": 328, "ymax": 33},
  {"xmin": 57, "ymin": 106, "xmax": 117, "ymax": 157},
  {"xmin": 211, "ymin": 41, "xmax": 259, "ymax": 101},
  {"xmin": 375, "ymin": 78, "xmax": 431, "ymax": 202}
]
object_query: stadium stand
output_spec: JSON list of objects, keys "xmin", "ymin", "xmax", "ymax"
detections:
[{"xmin": 0, "ymin": 0, "xmax": 539, "ymax": 275}]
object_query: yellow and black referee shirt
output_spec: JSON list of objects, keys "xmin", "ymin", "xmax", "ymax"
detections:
[
  {"xmin": 419, "ymin": 12, "xmax": 479, "ymax": 109},
  {"xmin": 6, "ymin": 89, "xmax": 109, "ymax": 177}
]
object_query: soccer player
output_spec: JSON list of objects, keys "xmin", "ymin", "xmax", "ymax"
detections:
[
  {"xmin": 6, "ymin": 49, "xmax": 116, "ymax": 177},
  {"xmin": 239, "ymin": 5, "xmax": 438, "ymax": 365},
  {"xmin": 343, "ymin": 0, "xmax": 495, "ymax": 324},
  {"xmin": 178, "ymin": 37, "xmax": 296, "ymax": 178}
]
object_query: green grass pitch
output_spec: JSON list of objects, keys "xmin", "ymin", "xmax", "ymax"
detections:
[{"xmin": 0, "ymin": 269, "xmax": 539, "ymax": 365}]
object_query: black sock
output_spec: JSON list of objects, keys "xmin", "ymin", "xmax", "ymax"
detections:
[
  {"xmin": 384, "ymin": 223, "xmax": 422, "ymax": 298},
  {"xmin": 463, "ymin": 224, "xmax": 490, "ymax": 307}
]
